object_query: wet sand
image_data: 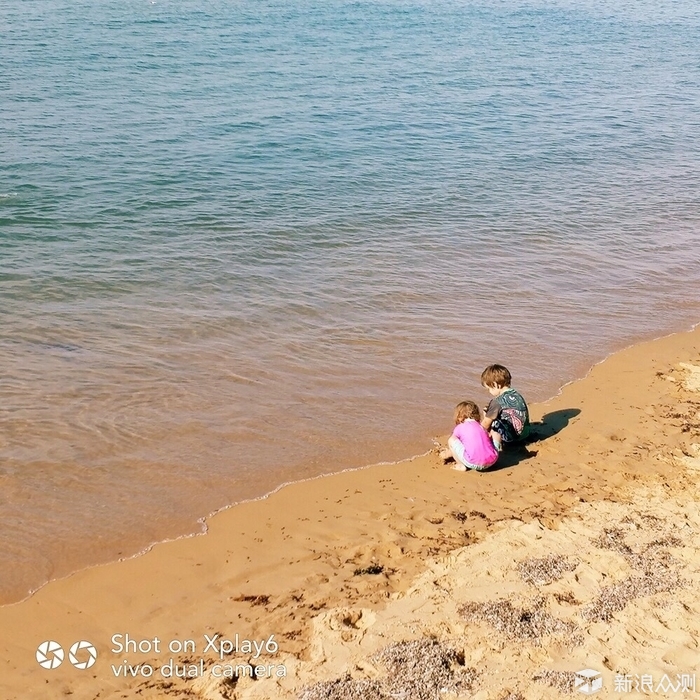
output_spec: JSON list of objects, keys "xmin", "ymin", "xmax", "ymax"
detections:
[{"xmin": 1, "ymin": 326, "xmax": 699, "ymax": 699}]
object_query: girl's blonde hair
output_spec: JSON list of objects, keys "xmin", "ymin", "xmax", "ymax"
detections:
[{"xmin": 454, "ymin": 400, "xmax": 481, "ymax": 424}]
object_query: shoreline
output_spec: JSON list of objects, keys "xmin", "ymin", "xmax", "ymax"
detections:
[
  {"xmin": 5, "ymin": 320, "xmax": 699, "ymax": 612},
  {"xmin": 3, "ymin": 449, "xmax": 430, "ymax": 610},
  {"xmin": 2, "ymin": 325, "xmax": 700, "ymax": 698}
]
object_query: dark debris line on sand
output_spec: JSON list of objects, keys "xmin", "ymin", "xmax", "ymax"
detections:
[
  {"xmin": 298, "ymin": 639, "xmax": 478, "ymax": 700},
  {"xmin": 353, "ymin": 564, "xmax": 385, "ymax": 576}
]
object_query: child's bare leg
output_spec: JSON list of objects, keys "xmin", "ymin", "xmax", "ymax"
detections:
[
  {"xmin": 490, "ymin": 430, "xmax": 502, "ymax": 452},
  {"xmin": 447, "ymin": 436, "xmax": 468, "ymax": 471}
]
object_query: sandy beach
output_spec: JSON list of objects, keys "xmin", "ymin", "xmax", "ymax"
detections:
[{"xmin": 1, "ymin": 326, "xmax": 700, "ymax": 699}]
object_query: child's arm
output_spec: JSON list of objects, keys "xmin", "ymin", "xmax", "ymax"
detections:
[{"xmin": 481, "ymin": 400, "xmax": 499, "ymax": 431}]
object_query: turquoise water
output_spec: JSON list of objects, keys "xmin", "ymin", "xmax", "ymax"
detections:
[{"xmin": 2, "ymin": 0, "xmax": 700, "ymax": 602}]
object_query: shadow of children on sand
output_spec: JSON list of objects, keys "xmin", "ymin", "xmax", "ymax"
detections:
[
  {"xmin": 529, "ymin": 408, "xmax": 581, "ymax": 441},
  {"xmin": 486, "ymin": 408, "xmax": 581, "ymax": 472}
]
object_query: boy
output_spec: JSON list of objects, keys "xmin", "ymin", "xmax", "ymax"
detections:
[{"xmin": 480, "ymin": 364, "xmax": 530, "ymax": 451}]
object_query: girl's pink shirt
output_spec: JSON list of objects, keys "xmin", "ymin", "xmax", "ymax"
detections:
[{"xmin": 452, "ymin": 419, "xmax": 498, "ymax": 466}]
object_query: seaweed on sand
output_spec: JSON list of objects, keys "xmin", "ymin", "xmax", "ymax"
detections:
[
  {"xmin": 533, "ymin": 669, "xmax": 577, "ymax": 694},
  {"xmin": 584, "ymin": 526, "xmax": 684, "ymax": 621},
  {"xmin": 299, "ymin": 639, "xmax": 477, "ymax": 700},
  {"xmin": 581, "ymin": 565, "xmax": 682, "ymax": 622},
  {"xmin": 517, "ymin": 554, "xmax": 578, "ymax": 586},
  {"xmin": 459, "ymin": 598, "xmax": 578, "ymax": 643}
]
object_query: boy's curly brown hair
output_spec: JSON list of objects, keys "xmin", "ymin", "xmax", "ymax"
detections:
[{"xmin": 480, "ymin": 364, "xmax": 512, "ymax": 388}]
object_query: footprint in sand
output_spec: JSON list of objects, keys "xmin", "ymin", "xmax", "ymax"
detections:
[
  {"xmin": 679, "ymin": 362, "xmax": 700, "ymax": 392},
  {"xmin": 678, "ymin": 443, "xmax": 700, "ymax": 470},
  {"xmin": 309, "ymin": 607, "xmax": 377, "ymax": 662},
  {"xmin": 668, "ymin": 362, "xmax": 700, "ymax": 470}
]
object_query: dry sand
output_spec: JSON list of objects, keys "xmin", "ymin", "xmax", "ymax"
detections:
[{"xmin": 1, "ymin": 327, "xmax": 700, "ymax": 699}]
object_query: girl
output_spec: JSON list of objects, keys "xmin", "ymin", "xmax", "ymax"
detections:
[{"xmin": 447, "ymin": 400, "xmax": 499, "ymax": 471}]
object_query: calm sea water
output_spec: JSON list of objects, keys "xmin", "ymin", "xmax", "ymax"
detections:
[{"xmin": 1, "ymin": 0, "xmax": 700, "ymax": 603}]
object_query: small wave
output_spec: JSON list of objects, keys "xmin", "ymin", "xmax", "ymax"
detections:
[{"xmin": 0, "ymin": 193, "xmax": 18, "ymax": 199}]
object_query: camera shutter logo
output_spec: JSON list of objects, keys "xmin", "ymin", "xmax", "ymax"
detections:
[
  {"xmin": 68, "ymin": 641, "xmax": 98, "ymax": 669},
  {"xmin": 36, "ymin": 641, "xmax": 64, "ymax": 669}
]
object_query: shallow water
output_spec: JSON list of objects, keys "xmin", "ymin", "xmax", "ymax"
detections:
[{"xmin": 1, "ymin": 0, "xmax": 700, "ymax": 603}]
